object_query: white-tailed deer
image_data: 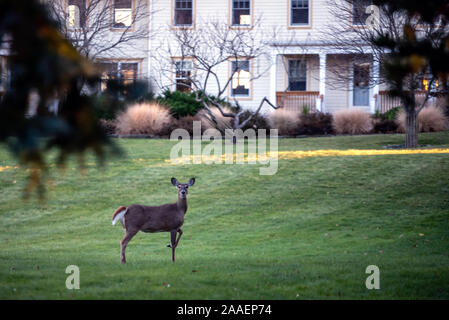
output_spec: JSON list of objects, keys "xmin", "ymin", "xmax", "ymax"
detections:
[{"xmin": 112, "ymin": 177, "xmax": 195, "ymax": 263}]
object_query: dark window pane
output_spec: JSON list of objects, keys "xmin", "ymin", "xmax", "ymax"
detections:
[
  {"xmin": 121, "ymin": 63, "xmax": 138, "ymax": 85},
  {"xmin": 175, "ymin": 0, "xmax": 193, "ymax": 26},
  {"xmin": 232, "ymin": 0, "xmax": 251, "ymax": 25},
  {"xmin": 353, "ymin": 63, "xmax": 370, "ymax": 87},
  {"xmin": 114, "ymin": 0, "xmax": 132, "ymax": 9},
  {"xmin": 176, "ymin": 80, "xmax": 192, "ymax": 92},
  {"xmin": 68, "ymin": 0, "xmax": 87, "ymax": 28},
  {"xmin": 288, "ymin": 59, "xmax": 307, "ymax": 91},
  {"xmin": 231, "ymin": 61, "xmax": 250, "ymax": 96},
  {"xmin": 289, "ymin": 81, "xmax": 306, "ymax": 91},
  {"xmin": 174, "ymin": 61, "xmax": 193, "ymax": 92},
  {"xmin": 291, "ymin": 0, "xmax": 309, "ymax": 25},
  {"xmin": 352, "ymin": 0, "xmax": 372, "ymax": 25}
]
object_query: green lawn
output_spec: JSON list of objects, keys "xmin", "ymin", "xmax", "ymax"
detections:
[{"xmin": 1, "ymin": 132, "xmax": 449, "ymax": 299}]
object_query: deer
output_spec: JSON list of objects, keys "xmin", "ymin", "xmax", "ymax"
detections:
[{"xmin": 112, "ymin": 177, "xmax": 195, "ymax": 264}]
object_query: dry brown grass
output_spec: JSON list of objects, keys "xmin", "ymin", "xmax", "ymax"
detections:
[
  {"xmin": 396, "ymin": 106, "xmax": 448, "ymax": 133},
  {"xmin": 268, "ymin": 108, "xmax": 300, "ymax": 136},
  {"xmin": 115, "ymin": 102, "xmax": 173, "ymax": 135},
  {"xmin": 332, "ymin": 109, "xmax": 373, "ymax": 135},
  {"xmin": 197, "ymin": 106, "xmax": 234, "ymax": 132}
]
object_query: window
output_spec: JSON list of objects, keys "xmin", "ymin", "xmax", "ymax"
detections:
[
  {"xmin": 113, "ymin": 0, "xmax": 133, "ymax": 28},
  {"xmin": 290, "ymin": 0, "xmax": 309, "ymax": 26},
  {"xmin": 353, "ymin": 62, "xmax": 370, "ymax": 106},
  {"xmin": 231, "ymin": 60, "xmax": 250, "ymax": 97},
  {"xmin": 232, "ymin": 0, "xmax": 251, "ymax": 26},
  {"xmin": 288, "ymin": 59, "xmax": 307, "ymax": 91},
  {"xmin": 67, "ymin": 0, "xmax": 87, "ymax": 29},
  {"xmin": 98, "ymin": 61, "xmax": 138, "ymax": 92},
  {"xmin": 174, "ymin": 0, "xmax": 193, "ymax": 27},
  {"xmin": 174, "ymin": 60, "xmax": 193, "ymax": 92},
  {"xmin": 352, "ymin": 0, "xmax": 373, "ymax": 25}
]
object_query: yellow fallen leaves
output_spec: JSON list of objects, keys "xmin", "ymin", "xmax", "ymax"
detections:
[
  {"xmin": 166, "ymin": 148, "xmax": 449, "ymax": 164},
  {"xmin": 276, "ymin": 148, "xmax": 449, "ymax": 160},
  {"xmin": 0, "ymin": 165, "xmax": 19, "ymax": 172}
]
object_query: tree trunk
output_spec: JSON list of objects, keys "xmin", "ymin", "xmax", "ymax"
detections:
[{"xmin": 405, "ymin": 110, "xmax": 418, "ymax": 148}]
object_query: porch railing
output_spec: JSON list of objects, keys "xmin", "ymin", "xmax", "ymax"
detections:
[
  {"xmin": 378, "ymin": 90, "xmax": 447, "ymax": 113},
  {"xmin": 276, "ymin": 91, "xmax": 320, "ymax": 113}
]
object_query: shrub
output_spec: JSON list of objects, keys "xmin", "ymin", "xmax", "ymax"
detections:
[
  {"xmin": 99, "ymin": 119, "xmax": 116, "ymax": 135},
  {"xmin": 382, "ymin": 107, "xmax": 401, "ymax": 121},
  {"xmin": 268, "ymin": 108, "xmax": 300, "ymax": 136},
  {"xmin": 115, "ymin": 102, "xmax": 173, "ymax": 135},
  {"xmin": 157, "ymin": 90, "xmax": 203, "ymax": 119},
  {"xmin": 168, "ymin": 115, "xmax": 206, "ymax": 136},
  {"xmin": 396, "ymin": 106, "xmax": 448, "ymax": 133},
  {"xmin": 94, "ymin": 80, "xmax": 154, "ymax": 120},
  {"xmin": 297, "ymin": 112, "xmax": 333, "ymax": 135},
  {"xmin": 373, "ymin": 118, "xmax": 398, "ymax": 133},
  {"xmin": 92, "ymin": 94, "xmax": 125, "ymax": 120},
  {"xmin": 197, "ymin": 106, "xmax": 234, "ymax": 132},
  {"xmin": 238, "ymin": 110, "xmax": 271, "ymax": 132},
  {"xmin": 332, "ymin": 109, "xmax": 374, "ymax": 134}
]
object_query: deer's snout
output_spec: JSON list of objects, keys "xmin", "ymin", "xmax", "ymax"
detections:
[{"xmin": 179, "ymin": 189, "xmax": 187, "ymax": 198}]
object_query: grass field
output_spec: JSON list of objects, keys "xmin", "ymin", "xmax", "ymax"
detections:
[{"xmin": 1, "ymin": 132, "xmax": 449, "ymax": 299}]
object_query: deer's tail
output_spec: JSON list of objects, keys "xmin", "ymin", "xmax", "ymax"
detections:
[{"xmin": 112, "ymin": 206, "xmax": 128, "ymax": 226}]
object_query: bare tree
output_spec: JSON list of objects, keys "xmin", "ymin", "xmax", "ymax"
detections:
[
  {"xmin": 47, "ymin": 0, "xmax": 152, "ymax": 60},
  {"xmin": 153, "ymin": 17, "xmax": 280, "ymax": 139},
  {"xmin": 324, "ymin": 0, "xmax": 448, "ymax": 148}
]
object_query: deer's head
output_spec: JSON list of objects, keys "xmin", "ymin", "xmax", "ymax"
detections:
[{"xmin": 171, "ymin": 177, "xmax": 195, "ymax": 199}]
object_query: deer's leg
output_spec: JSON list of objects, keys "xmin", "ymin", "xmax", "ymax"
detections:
[
  {"xmin": 167, "ymin": 229, "xmax": 182, "ymax": 248},
  {"xmin": 170, "ymin": 230, "xmax": 177, "ymax": 262},
  {"xmin": 175, "ymin": 228, "xmax": 183, "ymax": 247},
  {"xmin": 120, "ymin": 229, "xmax": 138, "ymax": 264}
]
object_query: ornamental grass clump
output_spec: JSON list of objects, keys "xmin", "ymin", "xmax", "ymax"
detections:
[
  {"xmin": 115, "ymin": 102, "xmax": 173, "ymax": 135},
  {"xmin": 332, "ymin": 109, "xmax": 373, "ymax": 134}
]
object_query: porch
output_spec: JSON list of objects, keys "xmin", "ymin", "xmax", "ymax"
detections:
[{"xmin": 268, "ymin": 47, "xmax": 381, "ymax": 114}]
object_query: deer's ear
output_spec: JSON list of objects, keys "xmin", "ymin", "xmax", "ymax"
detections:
[
  {"xmin": 188, "ymin": 178, "xmax": 195, "ymax": 186},
  {"xmin": 171, "ymin": 177, "xmax": 179, "ymax": 186}
]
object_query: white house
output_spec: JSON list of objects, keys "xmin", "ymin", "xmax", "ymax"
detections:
[
  {"xmin": 6, "ymin": 0, "xmax": 406, "ymax": 114},
  {"xmin": 147, "ymin": 0, "xmax": 382, "ymax": 114}
]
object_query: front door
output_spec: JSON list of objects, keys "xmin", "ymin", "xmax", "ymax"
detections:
[{"xmin": 353, "ymin": 62, "xmax": 370, "ymax": 106}]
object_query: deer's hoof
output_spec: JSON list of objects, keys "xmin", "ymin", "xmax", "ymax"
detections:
[
  {"xmin": 167, "ymin": 244, "xmax": 171, "ymax": 248},
  {"xmin": 121, "ymin": 259, "xmax": 126, "ymax": 264}
]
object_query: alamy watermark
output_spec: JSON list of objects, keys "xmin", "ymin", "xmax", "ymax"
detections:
[
  {"xmin": 365, "ymin": 265, "xmax": 380, "ymax": 290},
  {"xmin": 169, "ymin": 121, "xmax": 279, "ymax": 175},
  {"xmin": 366, "ymin": 5, "xmax": 380, "ymax": 29},
  {"xmin": 65, "ymin": 265, "xmax": 80, "ymax": 290}
]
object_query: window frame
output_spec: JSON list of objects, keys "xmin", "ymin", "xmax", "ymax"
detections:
[
  {"xmin": 172, "ymin": 58, "xmax": 195, "ymax": 93},
  {"xmin": 351, "ymin": 0, "xmax": 373, "ymax": 27},
  {"xmin": 111, "ymin": 0, "xmax": 135, "ymax": 31},
  {"xmin": 228, "ymin": 58, "xmax": 253, "ymax": 100},
  {"xmin": 172, "ymin": 0, "xmax": 196, "ymax": 29},
  {"xmin": 288, "ymin": 0, "xmax": 312, "ymax": 29},
  {"xmin": 96, "ymin": 59, "xmax": 141, "ymax": 93},
  {"xmin": 66, "ymin": 0, "xmax": 88, "ymax": 30},
  {"xmin": 287, "ymin": 58, "xmax": 308, "ymax": 92},
  {"xmin": 229, "ymin": 0, "xmax": 253, "ymax": 29}
]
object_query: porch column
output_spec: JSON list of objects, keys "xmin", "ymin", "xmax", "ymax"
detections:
[
  {"xmin": 371, "ymin": 57, "xmax": 380, "ymax": 114},
  {"xmin": 317, "ymin": 53, "xmax": 327, "ymax": 112},
  {"xmin": 269, "ymin": 53, "xmax": 277, "ymax": 106}
]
